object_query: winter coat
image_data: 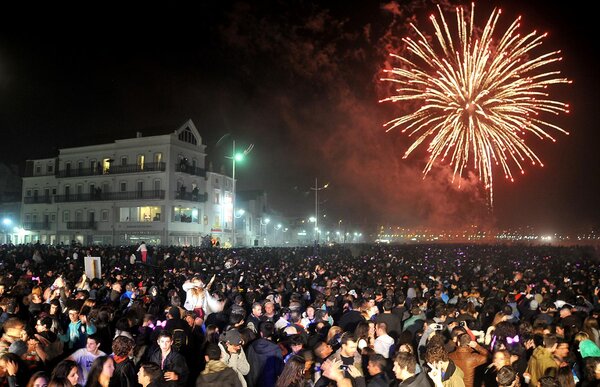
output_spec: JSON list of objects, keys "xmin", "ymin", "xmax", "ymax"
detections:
[
  {"xmin": 526, "ymin": 346, "xmax": 558, "ymax": 387},
  {"xmin": 219, "ymin": 342, "xmax": 250, "ymax": 387},
  {"xmin": 149, "ymin": 349, "xmax": 189, "ymax": 387},
  {"xmin": 246, "ymin": 338, "xmax": 284, "ymax": 387},
  {"xmin": 195, "ymin": 360, "xmax": 242, "ymax": 387}
]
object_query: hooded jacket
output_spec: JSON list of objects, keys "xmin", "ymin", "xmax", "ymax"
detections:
[
  {"xmin": 526, "ymin": 346, "xmax": 557, "ymax": 387},
  {"xmin": 195, "ymin": 360, "xmax": 241, "ymax": 387},
  {"xmin": 246, "ymin": 338, "xmax": 284, "ymax": 387}
]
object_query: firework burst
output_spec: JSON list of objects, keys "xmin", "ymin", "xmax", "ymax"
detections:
[{"xmin": 380, "ymin": 4, "xmax": 571, "ymax": 205}]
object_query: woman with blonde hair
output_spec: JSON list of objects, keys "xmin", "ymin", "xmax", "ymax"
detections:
[{"xmin": 181, "ymin": 275, "xmax": 222, "ymax": 317}]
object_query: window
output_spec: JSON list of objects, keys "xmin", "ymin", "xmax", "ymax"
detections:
[
  {"xmin": 75, "ymin": 210, "xmax": 83, "ymax": 222},
  {"xmin": 173, "ymin": 206, "xmax": 198, "ymax": 223},
  {"xmin": 102, "ymin": 158, "xmax": 111, "ymax": 174},
  {"xmin": 102, "ymin": 182, "xmax": 110, "ymax": 193},
  {"xmin": 90, "ymin": 160, "xmax": 96, "ymax": 171},
  {"xmin": 89, "ymin": 183, "xmax": 95, "ymax": 194},
  {"xmin": 65, "ymin": 186, "xmax": 71, "ymax": 197},
  {"xmin": 63, "ymin": 211, "xmax": 70, "ymax": 222},
  {"xmin": 213, "ymin": 214, "xmax": 221, "ymax": 228},
  {"xmin": 52, "ymin": 188, "xmax": 57, "ymax": 195},
  {"xmin": 25, "ymin": 214, "xmax": 31, "ymax": 222},
  {"xmin": 137, "ymin": 155, "xmax": 145, "ymax": 170},
  {"xmin": 101, "ymin": 210, "xmax": 109, "ymax": 221},
  {"xmin": 32, "ymin": 214, "xmax": 37, "ymax": 222},
  {"xmin": 121, "ymin": 157, "xmax": 128, "ymax": 166},
  {"xmin": 178, "ymin": 127, "xmax": 198, "ymax": 145},
  {"xmin": 47, "ymin": 164, "xmax": 53, "ymax": 173},
  {"xmin": 77, "ymin": 161, "xmax": 84, "ymax": 173},
  {"xmin": 213, "ymin": 189, "xmax": 220, "ymax": 204},
  {"xmin": 120, "ymin": 182, "xmax": 127, "ymax": 192},
  {"xmin": 76, "ymin": 184, "xmax": 83, "ymax": 197},
  {"xmin": 33, "ymin": 189, "xmax": 38, "ymax": 198},
  {"xmin": 44, "ymin": 188, "xmax": 50, "ymax": 198},
  {"xmin": 35, "ymin": 165, "xmax": 41, "ymax": 173},
  {"xmin": 119, "ymin": 206, "xmax": 161, "ymax": 222},
  {"xmin": 88, "ymin": 211, "xmax": 95, "ymax": 222},
  {"xmin": 26, "ymin": 190, "xmax": 32, "ymax": 197},
  {"xmin": 51, "ymin": 214, "xmax": 56, "ymax": 221},
  {"xmin": 154, "ymin": 153, "xmax": 162, "ymax": 164},
  {"xmin": 137, "ymin": 181, "xmax": 143, "ymax": 196},
  {"xmin": 154, "ymin": 180, "xmax": 161, "ymax": 192}
]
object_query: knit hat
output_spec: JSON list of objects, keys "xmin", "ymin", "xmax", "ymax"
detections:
[
  {"xmin": 9, "ymin": 340, "xmax": 28, "ymax": 357},
  {"xmin": 529, "ymin": 300, "xmax": 539, "ymax": 310},
  {"xmin": 221, "ymin": 329, "xmax": 243, "ymax": 345},
  {"xmin": 579, "ymin": 339, "xmax": 600, "ymax": 358}
]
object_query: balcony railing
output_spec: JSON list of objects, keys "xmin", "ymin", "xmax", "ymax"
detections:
[
  {"xmin": 23, "ymin": 222, "xmax": 52, "ymax": 230},
  {"xmin": 66, "ymin": 221, "xmax": 97, "ymax": 230},
  {"xmin": 174, "ymin": 191, "xmax": 207, "ymax": 202},
  {"xmin": 56, "ymin": 162, "xmax": 166, "ymax": 178},
  {"xmin": 24, "ymin": 196, "xmax": 53, "ymax": 204},
  {"xmin": 23, "ymin": 170, "xmax": 56, "ymax": 177},
  {"xmin": 175, "ymin": 163, "xmax": 206, "ymax": 177},
  {"xmin": 55, "ymin": 190, "xmax": 165, "ymax": 203}
]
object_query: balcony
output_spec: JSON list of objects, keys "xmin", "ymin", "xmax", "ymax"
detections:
[
  {"xmin": 56, "ymin": 162, "xmax": 166, "ymax": 178},
  {"xmin": 66, "ymin": 221, "xmax": 97, "ymax": 230},
  {"xmin": 23, "ymin": 170, "xmax": 56, "ymax": 178},
  {"xmin": 23, "ymin": 222, "xmax": 52, "ymax": 230},
  {"xmin": 175, "ymin": 163, "xmax": 206, "ymax": 177},
  {"xmin": 174, "ymin": 191, "xmax": 207, "ymax": 202},
  {"xmin": 54, "ymin": 190, "xmax": 166, "ymax": 203},
  {"xmin": 24, "ymin": 196, "xmax": 53, "ymax": 204}
]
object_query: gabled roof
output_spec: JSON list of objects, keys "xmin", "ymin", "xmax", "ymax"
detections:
[{"xmin": 175, "ymin": 119, "xmax": 203, "ymax": 147}]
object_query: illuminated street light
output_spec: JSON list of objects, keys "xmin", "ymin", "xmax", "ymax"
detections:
[
  {"xmin": 219, "ymin": 134, "xmax": 254, "ymax": 247},
  {"xmin": 310, "ymin": 178, "xmax": 329, "ymax": 246}
]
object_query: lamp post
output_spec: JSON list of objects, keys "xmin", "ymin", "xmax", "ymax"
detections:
[
  {"xmin": 310, "ymin": 178, "xmax": 329, "ymax": 246},
  {"xmin": 260, "ymin": 217, "xmax": 270, "ymax": 246},
  {"xmin": 2, "ymin": 218, "xmax": 12, "ymax": 244},
  {"xmin": 221, "ymin": 136, "xmax": 254, "ymax": 247},
  {"xmin": 234, "ymin": 209, "xmax": 246, "ymax": 246}
]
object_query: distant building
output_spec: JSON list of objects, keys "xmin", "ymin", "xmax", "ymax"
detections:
[
  {"xmin": 0, "ymin": 163, "xmax": 22, "ymax": 243},
  {"xmin": 20, "ymin": 119, "xmax": 246, "ymax": 246}
]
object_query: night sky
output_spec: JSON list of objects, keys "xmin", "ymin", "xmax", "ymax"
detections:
[{"xmin": 0, "ymin": 1, "xmax": 597, "ymax": 233}]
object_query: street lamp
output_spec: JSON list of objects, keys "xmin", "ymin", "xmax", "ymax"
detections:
[
  {"xmin": 1, "ymin": 218, "xmax": 12, "ymax": 244},
  {"xmin": 310, "ymin": 178, "xmax": 329, "ymax": 246},
  {"xmin": 260, "ymin": 217, "xmax": 270, "ymax": 246},
  {"xmin": 219, "ymin": 135, "xmax": 254, "ymax": 247}
]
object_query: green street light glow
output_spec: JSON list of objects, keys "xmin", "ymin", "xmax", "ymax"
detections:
[{"xmin": 234, "ymin": 153, "xmax": 244, "ymax": 162}]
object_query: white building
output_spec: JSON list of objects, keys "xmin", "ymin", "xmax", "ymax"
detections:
[{"xmin": 21, "ymin": 120, "xmax": 238, "ymax": 246}]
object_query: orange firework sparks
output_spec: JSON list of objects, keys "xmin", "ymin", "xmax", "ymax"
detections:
[{"xmin": 380, "ymin": 4, "xmax": 571, "ymax": 205}]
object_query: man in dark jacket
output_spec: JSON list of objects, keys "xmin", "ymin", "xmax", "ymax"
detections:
[
  {"xmin": 246, "ymin": 321, "xmax": 283, "ymax": 387},
  {"xmin": 195, "ymin": 343, "xmax": 241, "ymax": 387},
  {"xmin": 367, "ymin": 354, "xmax": 393, "ymax": 387},
  {"xmin": 393, "ymin": 352, "xmax": 432, "ymax": 387},
  {"xmin": 138, "ymin": 362, "xmax": 166, "ymax": 387},
  {"xmin": 149, "ymin": 331, "xmax": 189, "ymax": 387}
]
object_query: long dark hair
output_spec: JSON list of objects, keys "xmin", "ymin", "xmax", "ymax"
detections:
[
  {"xmin": 85, "ymin": 356, "xmax": 113, "ymax": 387},
  {"xmin": 275, "ymin": 355, "xmax": 305, "ymax": 387},
  {"xmin": 51, "ymin": 359, "xmax": 78, "ymax": 380}
]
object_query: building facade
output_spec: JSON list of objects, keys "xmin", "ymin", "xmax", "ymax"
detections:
[{"xmin": 20, "ymin": 120, "xmax": 240, "ymax": 246}]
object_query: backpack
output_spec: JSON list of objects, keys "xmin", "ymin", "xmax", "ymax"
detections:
[{"xmin": 171, "ymin": 328, "xmax": 188, "ymax": 352}]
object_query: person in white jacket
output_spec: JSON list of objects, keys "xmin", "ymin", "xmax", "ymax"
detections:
[
  {"xmin": 374, "ymin": 322, "xmax": 395, "ymax": 359},
  {"xmin": 218, "ymin": 329, "xmax": 250, "ymax": 387},
  {"xmin": 181, "ymin": 275, "xmax": 223, "ymax": 317}
]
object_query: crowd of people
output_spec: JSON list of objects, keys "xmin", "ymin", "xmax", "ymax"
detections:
[{"xmin": 0, "ymin": 242, "xmax": 599, "ymax": 387}]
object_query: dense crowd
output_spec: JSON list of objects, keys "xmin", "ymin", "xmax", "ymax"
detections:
[{"xmin": 0, "ymin": 242, "xmax": 599, "ymax": 387}]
